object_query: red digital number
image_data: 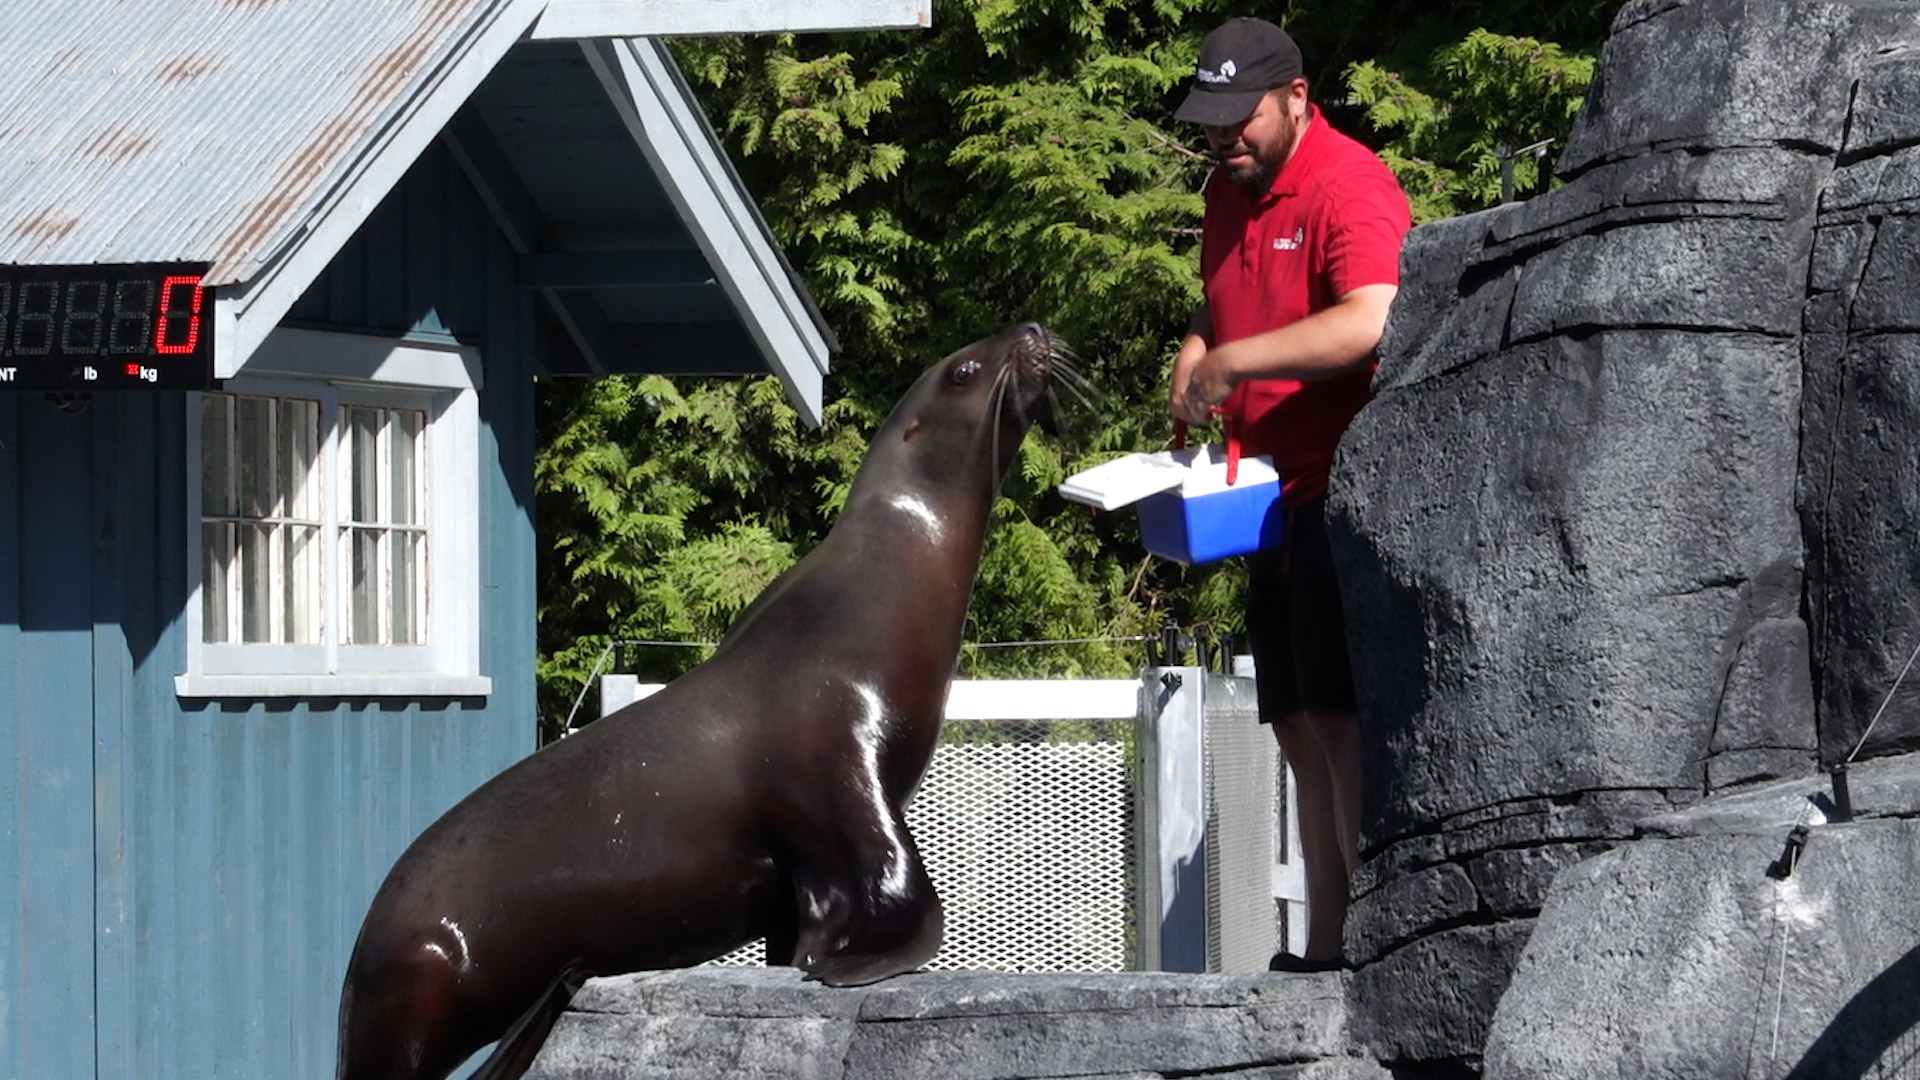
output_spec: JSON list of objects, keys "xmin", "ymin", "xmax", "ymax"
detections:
[{"xmin": 153, "ymin": 274, "xmax": 204, "ymax": 355}]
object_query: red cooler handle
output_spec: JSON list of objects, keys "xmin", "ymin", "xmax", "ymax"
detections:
[{"xmin": 1173, "ymin": 410, "xmax": 1240, "ymax": 485}]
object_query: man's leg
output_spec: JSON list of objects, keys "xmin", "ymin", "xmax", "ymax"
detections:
[
  {"xmin": 1309, "ymin": 707, "xmax": 1361, "ymax": 876},
  {"xmin": 1270, "ymin": 708, "xmax": 1359, "ymax": 961},
  {"xmin": 1249, "ymin": 497, "xmax": 1359, "ymax": 968}
]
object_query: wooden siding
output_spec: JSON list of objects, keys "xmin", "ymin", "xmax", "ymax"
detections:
[
  {"xmin": 3, "ymin": 140, "xmax": 539, "ymax": 1079},
  {"xmin": 1, "ymin": 396, "xmax": 101, "ymax": 1079}
]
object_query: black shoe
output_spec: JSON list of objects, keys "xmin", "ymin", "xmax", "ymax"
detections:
[{"xmin": 1267, "ymin": 952, "xmax": 1343, "ymax": 973}]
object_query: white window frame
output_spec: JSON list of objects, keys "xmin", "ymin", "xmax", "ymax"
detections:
[{"xmin": 175, "ymin": 327, "xmax": 490, "ymax": 699}]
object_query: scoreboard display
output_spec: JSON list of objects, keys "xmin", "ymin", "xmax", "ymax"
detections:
[{"xmin": 0, "ymin": 263, "xmax": 213, "ymax": 390}]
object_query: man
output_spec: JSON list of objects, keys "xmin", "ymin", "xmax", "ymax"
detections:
[{"xmin": 1169, "ymin": 16, "xmax": 1411, "ymax": 971}]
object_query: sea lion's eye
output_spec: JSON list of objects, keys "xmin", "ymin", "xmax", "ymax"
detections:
[{"xmin": 951, "ymin": 359, "xmax": 982, "ymax": 385}]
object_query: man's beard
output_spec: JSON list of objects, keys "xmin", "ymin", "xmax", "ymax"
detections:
[{"xmin": 1224, "ymin": 154, "xmax": 1277, "ymax": 193}]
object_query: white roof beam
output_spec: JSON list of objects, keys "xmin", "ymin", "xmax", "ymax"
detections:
[
  {"xmin": 580, "ymin": 36, "xmax": 828, "ymax": 424},
  {"xmin": 529, "ymin": 0, "xmax": 929, "ymax": 40},
  {"xmin": 213, "ymin": 0, "xmax": 550, "ymax": 380}
]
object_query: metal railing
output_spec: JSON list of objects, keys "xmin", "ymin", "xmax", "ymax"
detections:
[{"xmin": 598, "ymin": 665, "xmax": 1302, "ymax": 973}]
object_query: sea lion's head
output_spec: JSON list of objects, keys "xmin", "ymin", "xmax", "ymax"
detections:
[{"xmin": 882, "ymin": 322, "xmax": 1074, "ymax": 496}]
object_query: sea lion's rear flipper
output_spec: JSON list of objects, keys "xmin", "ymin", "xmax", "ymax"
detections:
[{"xmin": 466, "ymin": 966, "xmax": 587, "ymax": 1080}]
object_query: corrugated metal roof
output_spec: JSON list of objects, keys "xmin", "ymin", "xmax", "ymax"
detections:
[{"xmin": 0, "ymin": 0, "xmax": 525, "ymax": 285}]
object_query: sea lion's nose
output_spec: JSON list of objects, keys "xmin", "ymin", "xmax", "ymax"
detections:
[{"xmin": 1012, "ymin": 322, "xmax": 1050, "ymax": 361}]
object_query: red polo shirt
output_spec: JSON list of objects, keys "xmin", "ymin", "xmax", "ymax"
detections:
[{"xmin": 1200, "ymin": 107, "xmax": 1411, "ymax": 508}]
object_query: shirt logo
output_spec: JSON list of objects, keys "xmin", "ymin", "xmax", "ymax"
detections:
[
  {"xmin": 1196, "ymin": 59, "xmax": 1237, "ymax": 84},
  {"xmin": 1272, "ymin": 228, "xmax": 1304, "ymax": 251}
]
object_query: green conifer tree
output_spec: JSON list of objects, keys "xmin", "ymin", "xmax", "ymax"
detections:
[{"xmin": 534, "ymin": 1, "xmax": 1611, "ymax": 734}]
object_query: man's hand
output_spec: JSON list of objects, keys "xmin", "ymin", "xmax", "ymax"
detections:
[
  {"xmin": 1178, "ymin": 348, "xmax": 1236, "ymax": 424},
  {"xmin": 1171, "ymin": 284, "xmax": 1400, "ymax": 426},
  {"xmin": 1168, "ymin": 326, "xmax": 1214, "ymax": 426}
]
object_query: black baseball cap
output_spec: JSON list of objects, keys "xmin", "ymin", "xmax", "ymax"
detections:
[{"xmin": 1173, "ymin": 17, "xmax": 1304, "ymax": 126}]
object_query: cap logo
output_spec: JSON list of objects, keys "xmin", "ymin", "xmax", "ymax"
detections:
[{"xmin": 1196, "ymin": 58, "xmax": 1236, "ymax": 84}]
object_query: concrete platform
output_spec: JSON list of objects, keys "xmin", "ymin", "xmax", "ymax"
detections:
[{"xmin": 525, "ymin": 967, "xmax": 1384, "ymax": 1079}]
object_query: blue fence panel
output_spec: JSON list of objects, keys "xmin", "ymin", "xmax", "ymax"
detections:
[
  {"xmin": 4, "ymin": 397, "xmax": 100, "ymax": 1079},
  {"xmin": 92, "ymin": 140, "xmax": 538, "ymax": 1080}
]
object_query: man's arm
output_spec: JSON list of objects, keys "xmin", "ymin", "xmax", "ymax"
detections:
[
  {"xmin": 1178, "ymin": 283, "xmax": 1397, "ymax": 421},
  {"xmin": 1169, "ymin": 305, "xmax": 1215, "ymax": 426}
]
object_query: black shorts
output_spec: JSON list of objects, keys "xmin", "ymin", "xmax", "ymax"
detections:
[{"xmin": 1244, "ymin": 496, "xmax": 1356, "ymax": 720}]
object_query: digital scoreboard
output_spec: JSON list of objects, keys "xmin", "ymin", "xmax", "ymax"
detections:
[{"xmin": 0, "ymin": 263, "xmax": 213, "ymax": 391}]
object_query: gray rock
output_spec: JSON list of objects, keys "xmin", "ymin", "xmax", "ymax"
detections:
[
  {"xmin": 1821, "ymin": 146, "xmax": 1920, "ymax": 217},
  {"xmin": 1709, "ymin": 618, "xmax": 1816, "ymax": 758},
  {"xmin": 1840, "ymin": 51, "xmax": 1920, "ymax": 158},
  {"xmin": 1335, "ymin": 328, "xmax": 1803, "ymax": 839},
  {"xmin": 1324, "ymin": 0, "xmax": 1920, "ymax": 1067},
  {"xmin": 530, "ymin": 969, "xmax": 1355, "ymax": 1080},
  {"xmin": 1373, "ymin": 209, "xmax": 1521, "ymax": 392},
  {"xmin": 1705, "ymin": 747, "xmax": 1819, "ymax": 792},
  {"xmin": 1437, "ymin": 790, "xmax": 1676, "ymax": 855},
  {"xmin": 1345, "ymin": 861, "xmax": 1479, "ymax": 965},
  {"xmin": 1845, "ymin": 213, "xmax": 1920, "ymax": 335},
  {"xmin": 1801, "ymin": 328, "xmax": 1920, "ymax": 762},
  {"xmin": 1556, "ymin": 0, "xmax": 1919, "ymax": 174},
  {"xmin": 1640, "ymin": 751, "xmax": 1920, "ymax": 838},
  {"xmin": 1508, "ymin": 217, "xmax": 1808, "ymax": 338},
  {"xmin": 1347, "ymin": 923, "xmax": 1534, "ymax": 1066},
  {"xmin": 1492, "ymin": 148, "xmax": 1820, "ymax": 252},
  {"xmin": 1483, "ymin": 816, "xmax": 1920, "ymax": 1079},
  {"xmin": 1793, "ymin": 192, "xmax": 1920, "ymax": 764},
  {"xmin": 1465, "ymin": 844, "xmax": 1615, "ymax": 918}
]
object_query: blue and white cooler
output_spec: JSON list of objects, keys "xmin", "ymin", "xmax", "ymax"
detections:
[{"xmin": 1059, "ymin": 424, "xmax": 1284, "ymax": 565}]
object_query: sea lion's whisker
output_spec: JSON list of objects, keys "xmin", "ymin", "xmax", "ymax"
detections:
[
  {"xmin": 986, "ymin": 365, "xmax": 1010, "ymax": 486},
  {"xmin": 1048, "ymin": 370, "xmax": 1096, "ymax": 411},
  {"xmin": 1050, "ymin": 357, "xmax": 1090, "ymax": 391},
  {"xmin": 1045, "ymin": 353, "xmax": 1092, "ymax": 398},
  {"xmin": 1042, "ymin": 385, "xmax": 1069, "ymax": 429}
]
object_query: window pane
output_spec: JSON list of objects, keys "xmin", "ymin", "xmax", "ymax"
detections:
[
  {"xmin": 201, "ymin": 522, "xmax": 232, "ymax": 643},
  {"xmin": 390, "ymin": 409, "xmax": 422, "ymax": 526},
  {"xmin": 283, "ymin": 524, "xmax": 319, "ymax": 643},
  {"xmin": 347, "ymin": 406, "xmax": 380, "ymax": 524},
  {"xmin": 201, "ymin": 395, "xmax": 234, "ymax": 517},
  {"xmin": 391, "ymin": 531, "xmax": 422, "ymax": 644},
  {"xmin": 350, "ymin": 528, "xmax": 380, "ymax": 644},
  {"xmin": 237, "ymin": 397, "xmax": 273, "ymax": 518},
  {"xmin": 278, "ymin": 399, "xmax": 318, "ymax": 521},
  {"xmin": 240, "ymin": 524, "xmax": 272, "ymax": 643}
]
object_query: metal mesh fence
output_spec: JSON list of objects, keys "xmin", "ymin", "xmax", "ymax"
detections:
[
  {"xmin": 1200, "ymin": 678, "xmax": 1282, "ymax": 973},
  {"xmin": 914, "ymin": 718, "xmax": 1136, "ymax": 971},
  {"xmin": 706, "ymin": 716, "xmax": 1137, "ymax": 972}
]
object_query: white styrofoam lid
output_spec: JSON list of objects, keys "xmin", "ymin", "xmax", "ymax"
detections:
[
  {"xmin": 1057, "ymin": 451, "xmax": 1186, "ymax": 510},
  {"xmin": 1058, "ymin": 444, "xmax": 1280, "ymax": 510}
]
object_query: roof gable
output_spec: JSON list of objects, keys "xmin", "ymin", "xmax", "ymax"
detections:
[
  {"xmin": 0, "ymin": 0, "xmax": 923, "ymax": 423},
  {"xmin": 0, "ymin": 1, "xmax": 538, "ymax": 281}
]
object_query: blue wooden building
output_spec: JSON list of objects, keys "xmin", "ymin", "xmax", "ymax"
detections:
[{"xmin": 0, "ymin": 2, "xmax": 923, "ymax": 1076}]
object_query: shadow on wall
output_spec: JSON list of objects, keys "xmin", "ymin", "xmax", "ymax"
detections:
[{"xmin": 1784, "ymin": 941, "xmax": 1920, "ymax": 1079}]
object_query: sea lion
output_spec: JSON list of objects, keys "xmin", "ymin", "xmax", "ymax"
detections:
[{"xmin": 337, "ymin": 323, "xmax": 1067, "ymax": 1080}]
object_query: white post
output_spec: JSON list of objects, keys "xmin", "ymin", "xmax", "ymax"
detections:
[{"xmin": 1135, "ymin": 666, "xmax": 1208, "ymax": 972}]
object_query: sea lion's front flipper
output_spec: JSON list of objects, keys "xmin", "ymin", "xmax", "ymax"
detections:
[{"xmin": 786, "ymin": 808, "xmax": 944, "ymax": 987}]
